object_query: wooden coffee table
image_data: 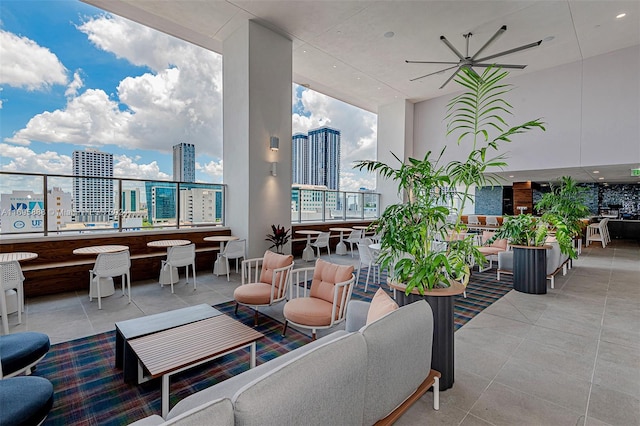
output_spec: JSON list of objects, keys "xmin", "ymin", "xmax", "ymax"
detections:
[
  {"xmin": 115, "ymin": 304, "xmax": 221, "ymax": 383},
  {"xmin": 128, "ymin": 314, "xmax": 264, "ymax": 417}
]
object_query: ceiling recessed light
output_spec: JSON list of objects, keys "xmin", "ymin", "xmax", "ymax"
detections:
[
  {"xmin": 598, "ymin": 177, "xmax": 605, "ymax": 180},
  {"xmin": 543, "ymin": 36, "xmax": 555, "ymax": 42},
  {"xmin": 593, "ymin": 170, "xmax": 600, "ymax": 173},
  {"xmin": 509, "ymin": 175, "xmax": 514, "ymax": 178},
  {"xmin": 356, "ymin": 77, "xmax": 360, "ymax": 80},
  {"xmin": 616, "ymin": 13, "xmax": 626, "ymax": 19},
  {"xmin": 332, "ymin": 65, "xmax": 337, "ymax": 68},
  {"xmin": 384, "ymin": 31, "xmax": 395, "ymax": 38}
]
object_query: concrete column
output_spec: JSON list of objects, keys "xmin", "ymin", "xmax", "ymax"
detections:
[
  {"xmin": 376, "ymin": 100, "xmax": 414, "ymax": 211},
  {"xmin": 223, "ymin": 21, "xmax": 292, "ymax": 258}
]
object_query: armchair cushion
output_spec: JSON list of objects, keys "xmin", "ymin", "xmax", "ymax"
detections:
[
  {"xmin": 309, "ymin": 259, "xmax": 354, "ymax": 305},
  {"xmin": 259, "ymin": 251, "xmax": 293, "ymax": 288},
  {"xmin": 282, "ymin": 297, "xmax": 334, "ymax": 326},
  {"xmin": 482, "ymin": 231, "xmax": 508, "ymax": 250},
  {"xmin": 233, "ymin": 283, "xmax": 274, "ymax": 305},
  {"xmin": 0, "ymin": 332, "xmax": 50, "ymax": 378},
  {"xmin": 366, "ymin": 288, "xmax": 398, "ymax": 325}
]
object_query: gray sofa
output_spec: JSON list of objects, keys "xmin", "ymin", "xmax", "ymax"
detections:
[{"xmin": 130, "ymin": 299, "xmax": 438, "ymax": 426}]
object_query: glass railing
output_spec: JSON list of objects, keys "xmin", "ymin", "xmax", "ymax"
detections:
[
  {"xmin": 0, "ymin": 172, "xmax": 381, "ymax": 236},
  {"xmin": 0, "ymin": 171, "xmax": 225, "ymax": 236},
  {"xmin": 291, "ymin": 187, "xmax": 380, "ymax": 223}
]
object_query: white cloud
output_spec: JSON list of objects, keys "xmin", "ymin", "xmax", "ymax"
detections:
[
  {"xmin": 0, "ymin": 30, "xmax": 68, "ymax": 90},
  {"xmin": 114, "ymin": 154, "xmax": 170, "ymax": 180},
  {"xmin": 0, "ymin": 143, "xmax": 71, "ymax": 175},
  {"xmin": 293, "ymin": 86, "xmax": 378, "ymax": 191},
  {"xmin": 197, "ymin": 160, "xmax": 223, "ymax": 183},
  {"xmin": 65, "ymin": 71, "xmax": 84, "ymax": 98},
  {"xmin": 4, "ymin": 14, "xmax": 223, "ymax": 160}
]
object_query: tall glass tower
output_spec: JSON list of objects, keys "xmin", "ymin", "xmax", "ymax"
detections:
[
  {"xmin": 72, "ymin": 149, "xmax": 114, "ymax": 223},
  {"xmin": 173, "ymin": 143, "xmax": 195, "ymax": 183},
  {"xmin": 292, "ymin": 127, "xmax": 340, "ymax": 190}
]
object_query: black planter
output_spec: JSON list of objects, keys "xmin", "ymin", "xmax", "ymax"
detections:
[
  {"xmin": 395, "ymin": 286, "xmax": 461, "ymax": 391},
  {"xmin": 512, "ymin": 245, "xmax": 549, "ymax": 294}
]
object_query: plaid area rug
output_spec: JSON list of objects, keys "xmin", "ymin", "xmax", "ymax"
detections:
[
  {"xmin": 34, "ymin": 302, "xmax": 311, "ymax": 426},
  {"xmin": 35, "ymin": 267, "xmax": 510, "ymax": 425},
  {"xmin": 351, "ymin": 266, "xmax": 513, "ymax": 330}
]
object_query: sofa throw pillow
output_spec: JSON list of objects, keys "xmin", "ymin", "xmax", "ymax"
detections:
[{"xmin": 366, "ymin": 288, "xmax": 399, "ymax": 325}]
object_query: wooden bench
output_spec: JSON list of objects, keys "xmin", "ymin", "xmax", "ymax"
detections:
[{"xmin": 1, "ymin": 228, "xmax": 230, "ymax": 297}]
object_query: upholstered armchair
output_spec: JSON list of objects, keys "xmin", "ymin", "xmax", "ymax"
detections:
[
  {"xmin": 476, "ymin": 231, "xmax": 508, "ymax": 272},
  {"xmin": 282, "ymin": 259, "xmax": 355, "ymax": 340},
  {"xmin": 233, "ymin": 251, "xmax": 294, "ymax": 326}
]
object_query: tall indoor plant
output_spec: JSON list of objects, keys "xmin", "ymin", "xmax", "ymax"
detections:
[{"xmin": 355, "ymin": 66, "xmax": 545, "ymax": 295}]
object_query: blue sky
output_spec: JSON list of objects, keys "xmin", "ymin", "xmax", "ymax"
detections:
[{"xmin": 0, "ymin": 0, "xmax": 377, "ymax": 190}]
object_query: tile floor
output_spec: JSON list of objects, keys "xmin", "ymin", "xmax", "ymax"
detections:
[{"xmin": 4, "ymin": 240, "xmax": 639, "ymax": 425}]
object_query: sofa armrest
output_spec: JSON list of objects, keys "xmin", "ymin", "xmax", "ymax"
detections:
[{"xmin": 345, "ymin": 300, "xmax": 370, "ymax": 332}]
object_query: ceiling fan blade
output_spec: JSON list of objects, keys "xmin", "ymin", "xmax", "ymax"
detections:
[
  {"xmin": 410, "ymin": 65, "xmax": 459, "ymax": 82},
  {"xmin": 405, "ymin": 60, "xmax": 460, "ymax": 65},
  {"xmin": 473, "ymin": 63, "xmax": 527, "ymax": 69},
  {"xmin": 471, "ymin": 25, "xmax": 507, "ymax": 61},
  {"xmin": 440, "ymin": 36, "xmax": 466, "ymax": 61},
  {"xmin": 475, "ymin": 40, "xmax": 542, "ymax": 63},
  {"xmin": 439, "ymin": 67, "xmax": 462, "ymax": 89}
]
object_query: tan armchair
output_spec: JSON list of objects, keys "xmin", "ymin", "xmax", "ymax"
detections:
[
  {"xmin": 476, "ymin": 231, "xmax": 508, "ymax": 272},
  {"xmin": 282, "ymin": 259, "xmax": 355, "ymax": 340},
  {"xmin": 233, "ymin": 250, "xmax": 294, "ymax": 326}
]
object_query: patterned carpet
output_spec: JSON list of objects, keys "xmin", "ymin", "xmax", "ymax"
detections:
[{"xmin": 34, "ymin": 266, "xmax": 511, "ymax": 425}]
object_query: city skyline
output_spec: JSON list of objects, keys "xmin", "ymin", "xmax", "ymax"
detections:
[
  {"xmin": 293, "ymin": 126, "xmax": 341, "ymax": 191},
  {"xmin": 0, "ymin": 1, "xmax": 378, "ymax": 191}
]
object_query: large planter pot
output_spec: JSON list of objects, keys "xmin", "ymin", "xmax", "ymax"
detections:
[
  {"xmin": 512, "ymin": 245, "xmax": 550, "ymax": 294},
  {"xmin": 389, "ymin": 281, "xmax": 465, "ymax": 391}
]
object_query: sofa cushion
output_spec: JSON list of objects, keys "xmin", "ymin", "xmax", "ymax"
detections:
[
  {"xmin": 366, "ymin": 288, "xmax": 398, "ymax": 325},
  {"xmin": 360, "ymin": 300, "xmax": 434, "ymax": 426},
  {"xmin": 309, "ymin": 259, "xmax": 354, "ymax": 305},
  {"xmin": 166, "ymin": 330, "xmax": 349, "ymax": 419},
  {"xmin": 0, "ymin": 376, "xmax": 54, "ymax": 426},
  {"xmin": 232, "ymin": 332, "xmax": 366, "ymax": 426},
  {"xmin": 259, "ymin": 251, "xmax": 292, "ymax": 287}
]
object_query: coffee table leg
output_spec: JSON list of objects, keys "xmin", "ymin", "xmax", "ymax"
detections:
[
  {"xmin": 162, "ymin": 374, "xmax": 170, "ymax": 418},
  {"xmin": 250, "ymin": 342, "xmax": 256, "ymax": 368}
]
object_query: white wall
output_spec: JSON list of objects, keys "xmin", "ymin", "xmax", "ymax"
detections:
[
  {"xmin": 413, "ymin": 45, "xmax": 640, "ymax": 173},
  {"xmin": 223, "ymin": 21, "xmax": 293, "ymax": 257}
]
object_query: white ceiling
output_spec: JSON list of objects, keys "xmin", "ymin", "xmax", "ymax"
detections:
[{"xmin": 82, "ymin": 0, "xmax": 640, "ymax": 184}]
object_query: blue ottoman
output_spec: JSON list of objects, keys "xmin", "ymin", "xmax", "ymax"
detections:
[
  {"xmin": 0, "ymin": 376, "xmax": 54, "ymax": 425},
  {"xmin": 0, "ymin": 332, "xmax": 50, "ymax": 378}
]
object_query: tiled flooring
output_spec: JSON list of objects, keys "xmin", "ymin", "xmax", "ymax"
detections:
[{"xmin": 5, "ymin": 240, "xmax": 639, "ymax": 425}]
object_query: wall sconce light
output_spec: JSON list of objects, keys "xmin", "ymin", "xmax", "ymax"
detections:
[
  {"xmin": 269, "ymin": 136, "xmax": 279, "ymax": 151},
  {"xmin": 270, "ymin": 162, "xmax": 278, "ymax": 176}
]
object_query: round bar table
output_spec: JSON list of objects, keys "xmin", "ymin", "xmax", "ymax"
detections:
[
  {"xmin": 295, "ymin": 230, "xmax": 321, "ymax": 262},
  {"xmin": 147, "ymin": 240, "xmax": 191, "ymax": 285},
  {"xmin": 73, "ymin": 245, "xmax": 129, "ymax": 298},
  {"xmin": 330, "ymin": 227, "xmax": 353, "ymax": 255},
  {"xmin": 203, "ymin": 236, "xmax": 239, "ymax": 276},
  {"xmin": 0, "ymin": 252, "xmax": 38, "ymax": 263}
]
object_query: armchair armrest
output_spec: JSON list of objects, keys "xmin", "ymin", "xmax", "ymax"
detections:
[{"xmin": 345, "ymin": 300, "xmax": 370, "ymax": 332}]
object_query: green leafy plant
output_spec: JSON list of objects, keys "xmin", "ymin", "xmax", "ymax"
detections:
[
  {"xmin": 355, "ymin": 67, "xmax": 545, "ymax": 294},
  {"xmin": 492, "ymin": 213, "xmax": 548, "ymax": 247},
  {"xmin": 265, "ymin": 224, "xmax": 290, "ymax": 254},
  {"xmin": 535, "ymin": 176, "xmax": 590, "ymax": 258}
]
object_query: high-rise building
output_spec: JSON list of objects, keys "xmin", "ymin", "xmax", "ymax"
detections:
[
  {"xmin": 292, "ymin": 133, "xmax": 309, "ymax": 185},
  {"xmin": 292, "ymin": 127, "xmax": 340, "ymax": 190},
  {"xmin": 72, "ymin": 149, "xmax": 114, "ymax": 223},
  {"xmin": 173, "ymin": 143, "xmax": 195, "ymax": 183}
]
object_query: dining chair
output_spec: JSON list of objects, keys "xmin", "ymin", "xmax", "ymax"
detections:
[
  {"xmin": 356, "ymin": 239, "xmax": 380, "ymax": 293},
  {"xmin": 90, "ymin": 250, "xmax": 131, "ymax": 309},
  {"xmin": 344, "ymin": 229, "xmax": 363, "ymax": 257},
  {"xmin": 161, "ymin": 244, "xmax": 196, "ymax": 293},
  {"xmin": 218, "ymin": 239, "xmax": 246, "ymax": 281},
  {"xmin": 310, "ymin": 231, "xmax": 331, "ymax": 258},
  {"xmin": 467, "ymin": 215, "xmax": 480, "ymax": 226},
  {"xmin": 233, "ymin": 250, "xmax": 294, "ymax": 326},
  {"xmin": 485, "ymin": 216, "xmax": 499, "ymax": 226},
  {"xmin": 282, "ymin": 259, "xmax": 355, "ymax": 340},
  {"xmin": 0, "ymin": 262, "xmax": 25, "ymax": 335}
]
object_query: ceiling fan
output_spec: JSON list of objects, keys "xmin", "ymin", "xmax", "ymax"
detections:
[{"xmin": 406, "ymin": 25, "xmax": 542, "ymax": 88}]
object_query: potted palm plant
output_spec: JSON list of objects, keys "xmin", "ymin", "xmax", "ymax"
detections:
[{"xmin": 355, "ymin": 66, "xmax": 545, "ymax": 390}]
